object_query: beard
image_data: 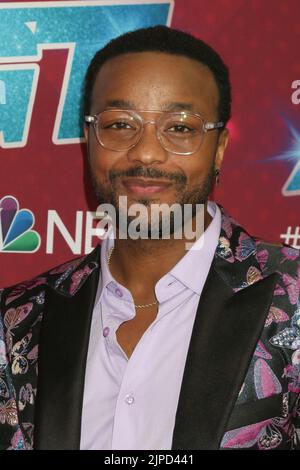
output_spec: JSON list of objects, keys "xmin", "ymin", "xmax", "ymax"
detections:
[{"xmin": 89, "ymin": 163, "xmax": 216, "ymax": 239}]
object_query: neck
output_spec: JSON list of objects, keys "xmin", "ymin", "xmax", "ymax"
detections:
[{"xmin": 108, "ymin": 202, "xmax": 213, "ymax": 293}]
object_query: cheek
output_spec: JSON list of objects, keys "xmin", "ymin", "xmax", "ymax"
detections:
[
  {"xmin": 89, "ymin": 152, "xmax": 107, "ymax": 183},
  {"xmin": 181, "ymin": 136, "xmax": 219, "ymax": 183},
  {"xmin": 179, "ymin": 158, "xmax": 212, "ymax": 186},
  {"xmin": 89, "ymin": 141, "xmax": 121, "ymax": 182}
]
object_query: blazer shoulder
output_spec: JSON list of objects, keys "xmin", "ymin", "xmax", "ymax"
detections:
[
  {"xmin": 255, "ymin": 239, "xmax": 300, "ymax": 276},
  {"xmin": 219, "ymin": 206, "xmax": 299, "ymax": 278},
  {"xmin": 1, "ymin": 244, "xmax": 101, "ymax": 312},
  {"xmin": 1, "ymin": 255, "xmax": 87, "ymax": 310}
]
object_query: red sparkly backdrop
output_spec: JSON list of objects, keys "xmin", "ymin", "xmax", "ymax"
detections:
[{"xmin": 0, "ymin": 0, "xmax": 299, "ymax": 286}]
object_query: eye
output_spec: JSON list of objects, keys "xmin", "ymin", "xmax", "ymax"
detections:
[
  {"xmin": 102, "ymin": 120, "xmax": 137, "ymax": 131},
  {"xmin": 167, "ymin": 124, "xmax": 195, "ymax": 134},
  {"xmin": 101, "ymin": 119, "xmax": 137, "ymax": 132}
]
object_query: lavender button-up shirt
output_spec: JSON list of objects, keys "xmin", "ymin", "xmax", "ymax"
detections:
[{"xmin": 80, "ymin": 201, "xmax": 221, "ymax": 450}]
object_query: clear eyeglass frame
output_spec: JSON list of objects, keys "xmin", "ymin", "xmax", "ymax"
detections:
[{"xmin": 84, "ymin": 109, "xmax": 224, "ymax": 156}]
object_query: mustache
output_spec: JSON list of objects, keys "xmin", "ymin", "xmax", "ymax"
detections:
[{"xmin": 109, "ymin": 166, "xmax": 187, "ymax": 185}]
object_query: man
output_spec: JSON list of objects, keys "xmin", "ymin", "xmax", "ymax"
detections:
[{"xmin": 0, "ymin": 26, "xmax": 300, "ymax": 450}]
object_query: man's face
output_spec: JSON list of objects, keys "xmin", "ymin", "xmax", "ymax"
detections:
[{"xmin": 85, "ymin": 51, "xmax": 228, "ymax": 236}]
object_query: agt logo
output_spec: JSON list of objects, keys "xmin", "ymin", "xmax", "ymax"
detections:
[
  {"xmin": 0, "ymin": 195, "xmax": 106, "ymax": 255},
  {"xmin": 284, "ymin": 80, "xmax": 300, "ymax": 195},
  {"xmin": 0, "ymin": 1, "xmax": 172, "ymax": 148}
]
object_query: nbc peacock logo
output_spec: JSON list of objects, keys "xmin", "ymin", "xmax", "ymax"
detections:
[{"xmin": 0, "ymin": 195, "xmax": 41, "ymax": 253}]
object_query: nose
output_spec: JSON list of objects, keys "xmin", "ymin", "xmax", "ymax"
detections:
[{"xmin": 127, "ymin": 121, "xmax": 168, "ymax": 165}]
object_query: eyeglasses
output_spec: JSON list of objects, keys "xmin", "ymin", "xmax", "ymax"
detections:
[{"xmin": 85, "ymin": 109, "xmax": 224, "ymax": 156}]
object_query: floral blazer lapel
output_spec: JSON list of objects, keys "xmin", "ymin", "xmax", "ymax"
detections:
[{"xmin": 34, "ymin": 248, "xmax": 100, "ymax": 450}]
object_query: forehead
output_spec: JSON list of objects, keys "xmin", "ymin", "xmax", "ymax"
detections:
[{"xmin": 90, "ymin": 52, "xmax": 220, "ymax": 118}]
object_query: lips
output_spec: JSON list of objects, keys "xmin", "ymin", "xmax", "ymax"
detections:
[{"xmin": 122, "ymin": 178, "xmax": 172, "ymax": 195}]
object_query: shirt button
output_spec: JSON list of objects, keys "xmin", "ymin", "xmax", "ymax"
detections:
[
  {"xmin": 103, "ymin": 327, "xmax": 110, "ymax": 337},
  {"xmin": 115, "ymin": 287, "xmax": 123, "ymax": 297},
  {"xmin": 125, "ymin": 394, "xmax": 135, "ymax": 405}
]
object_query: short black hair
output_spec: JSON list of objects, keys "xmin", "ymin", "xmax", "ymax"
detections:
[{"xmin": 83, "ymin": 25, "xmax": 231, "ymax": 126}]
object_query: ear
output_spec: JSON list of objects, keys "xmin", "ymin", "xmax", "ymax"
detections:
[{"xmin": 215, "ymin": 127, "xmax": 229, "ymax": 171}]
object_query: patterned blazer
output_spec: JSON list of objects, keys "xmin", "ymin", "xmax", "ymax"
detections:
[{"xmin": 0, "ymin": 207, "xmax": 300, "ymax": 450}]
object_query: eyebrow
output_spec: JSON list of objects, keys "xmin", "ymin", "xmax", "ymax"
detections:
[
  {"xmin": 103, "ymin": 100, "xmax": 195, "ymax": 112},
  {"xmin": 162, "ymin": 102, "xmax": 194, "ymax": 112},
  {"xmin": 105, "ymin": 99, "xmax": 136, "ymax": 109}
]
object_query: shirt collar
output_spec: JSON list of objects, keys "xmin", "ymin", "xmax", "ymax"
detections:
[{"xmin": 162, "ymin": 201, "xmax": 221, "ymax": 295}]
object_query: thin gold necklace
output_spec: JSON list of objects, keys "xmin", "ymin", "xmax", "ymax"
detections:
[{"xmin": 107, "ymin": 246, "xmax": 158, "ymax": 309}]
